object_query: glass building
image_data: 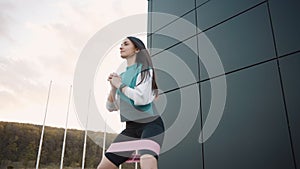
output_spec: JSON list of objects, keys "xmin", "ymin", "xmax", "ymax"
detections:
[{"xmin": 147, "ymin": 0, "xmax": 300, "ymax": 169}]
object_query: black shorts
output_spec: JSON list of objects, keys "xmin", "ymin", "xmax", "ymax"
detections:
[{"xmin": 105, "ymin": 116, "xmax": 165, "ymax": 167}]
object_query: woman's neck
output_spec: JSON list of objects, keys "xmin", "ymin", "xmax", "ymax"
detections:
[{"xmin": 126, "ymin": 54, "xmax": 136, "ymax": 67}]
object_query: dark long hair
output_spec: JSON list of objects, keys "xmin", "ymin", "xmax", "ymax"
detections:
[{"xmin": 127, "ymin": 36, "xmax": 158, "ymax": 96}]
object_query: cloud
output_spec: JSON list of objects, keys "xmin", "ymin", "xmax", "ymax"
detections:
[
  {"xmin": 0, "ymin": 56, "xmax": 45, "ymax": 101},
  {"xmin": 0, "ymin": 0, "xmax": 106, "ymax": 114},
  {"xmin": 0, "ymin": 2, "xmax": 15, "ymax": 41},
  {"xmin": 0, "ymin": 0, "xmax": 147, "ymax": 130}
]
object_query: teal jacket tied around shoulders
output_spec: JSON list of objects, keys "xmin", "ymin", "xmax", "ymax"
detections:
[{"xmin": 117, "ymin": 63, "xmax": 157, "ymax": 122}]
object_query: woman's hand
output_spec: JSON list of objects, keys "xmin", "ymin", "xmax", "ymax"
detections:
[
  {"xmin": 108, "ymin": 73, "xmax": 122, "ymax": 89},
  {"xmin": 107, "ymin": 73, "xmax": 117, "ymax": 90},
  {"xmin": 107, "ymin": 72, "xmax": 118, "ymax": 80}
]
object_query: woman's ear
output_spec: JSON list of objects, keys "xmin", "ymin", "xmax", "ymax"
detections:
[{"xmin": 135, "ymin": 49, "xmax": 140, "ymax": 53}]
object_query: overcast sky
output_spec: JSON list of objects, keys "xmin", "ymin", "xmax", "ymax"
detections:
[{"xmin": 0, "ymin": 0, "xmax": 147, "ymax": 133}]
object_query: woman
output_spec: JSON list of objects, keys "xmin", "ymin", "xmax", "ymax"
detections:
[{"xmin": 97, "ymin": 36, "xmax": 164, "ymax": 169}]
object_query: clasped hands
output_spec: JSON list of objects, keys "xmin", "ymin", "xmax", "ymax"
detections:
[{"xmin": 107, "ymin": 72, "xmax": 122, "ymax": 89}]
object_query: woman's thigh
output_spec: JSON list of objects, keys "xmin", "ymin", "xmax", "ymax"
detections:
[
  {"xmin": 139, "ymin": 118, "xmax": 165, "ymax": 158},
  {"xmin": 104, "ymin": 128, "xmax": 138, "ymax": 166},
  {"xmin": 97, "ymin": 156, "xmax": 118, "ymax": 169}
]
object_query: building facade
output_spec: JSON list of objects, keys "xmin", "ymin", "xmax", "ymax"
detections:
[{"xmin": 147, "ymin": 0, "xmax": 300, "ymax": 169}]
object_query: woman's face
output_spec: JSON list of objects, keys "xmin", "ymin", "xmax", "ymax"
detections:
[{"xmin": 120, "ymin": 38, "xmax": 139, "ymax": 58}]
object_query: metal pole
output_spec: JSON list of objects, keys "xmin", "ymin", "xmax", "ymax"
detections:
[
  {"xmin": 102, "ymin": 118, "xmax": 107, "ymax": 157},
  {"xmin": 81, "ymin": 126, "xmax": 88, "ymax": 169},
  {"xmin": 135, "ymin": 150, "xmax": 138, "ymax": 169},
  {"xmin": 82, "ymin": 89, "xmax": 91, "ymax": 169},
  {"xmin": 118, "ymin": 123, "xmax": 125, "ymax": 169},
  {"xmin": 36, "ymin": 80, "xmax": 52, "ymax": 169},
  {"xmin": 119, "ymin": 123, "xmax": 125, "ymax": 169},
  {"xmin": 60, "ymin": 85, "xmax": 72, "ymax": 169}
]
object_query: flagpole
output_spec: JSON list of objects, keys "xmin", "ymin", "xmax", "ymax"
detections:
[
  {"xmin": 102, "ymin": 118, "xmax": 107, "ymax": 157},
  {"xmin": 118, "ymin": 123, "xmax": 125, "ymax": 169},
  {"xmin": 82, "ymin": 89, "xmax": 91, "ymax": 169},
  {"xmin": 36, "ymin": 80, "xmax": 53, "ymax": 169},
  {"xmin": 60, "ymin": 85, "xmax": 72, "ymax": 169},
  {"xmin": 135, "ymin": 150, "xmax": 138, "ymax": 169},
  {"xmin": 81, "ymin": 123, "xmax": 88, "ymax": 169}
]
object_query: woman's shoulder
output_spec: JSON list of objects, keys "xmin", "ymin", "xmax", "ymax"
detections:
[{"xmin": 137, "ymin": 64, "xmax": 153, "ymax": 72}]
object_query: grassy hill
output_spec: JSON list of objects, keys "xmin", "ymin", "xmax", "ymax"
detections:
[{"xmin": 0, "ymin": 121, "xmax": 137, "ymax": 169}]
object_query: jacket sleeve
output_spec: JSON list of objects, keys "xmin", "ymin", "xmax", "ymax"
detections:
[
  {"xmin": 123, "ymin": 69, "xmax": 156, "ymax": 105},
  {"xmin": 105, "ymin": 94, "xmax": 120, "ymax": 112}
]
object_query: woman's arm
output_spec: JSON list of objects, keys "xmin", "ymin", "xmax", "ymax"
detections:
[
  {"xmin": 122, "ymin": 69, "xmax": 155, "ymax": 105},
  {"xmin": 106, "ymin": 88, "xmax": 119, "ymax": 112},
  {"xmin": 106, "ymin": 73, "xmax": 119, "ymax": 112},
  {"xmin": 108, "ymin": 88, "xmax": 116, "ymax": 102}
]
